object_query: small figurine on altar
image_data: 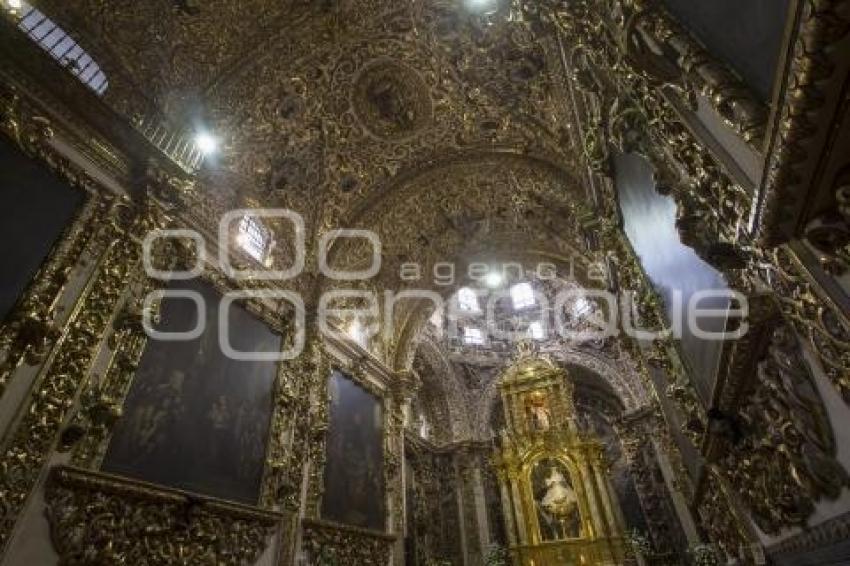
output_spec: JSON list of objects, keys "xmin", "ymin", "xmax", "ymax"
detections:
[{"xmin": 526, "ymin": 394, "xmax": 552, "ymax": 432}]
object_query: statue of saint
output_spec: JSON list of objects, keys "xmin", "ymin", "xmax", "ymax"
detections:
[
  {"xmin": 534, "ymin": 463, "xmax": 581, "ymax": 541},
  {"xmin": 541, "ymin": 467, "xmax": 578, "ymax": 517},
  {"xmin": 531, "ymin": 404, "xmax": 551, "ymax": 431}
]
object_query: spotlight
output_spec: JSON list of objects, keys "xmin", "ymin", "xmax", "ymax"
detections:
[
  {"xmin": 7, "ymin": 0, "xmax": 23, "ymax": 9},
  {"xmin": 485, "ymin": 271, "xmax": 503, "ymax": 288},
  {"xmin": 194, "ymin": 131, "xmax": 219, "ymax": 156}
]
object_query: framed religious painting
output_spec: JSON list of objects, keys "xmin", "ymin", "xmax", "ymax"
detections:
[
  {"xmin": 320, "ymin": 369, "xmax": 386, "ymax": 531},
  {"xmin": 101, "ymin": 278, "xmax": 281, "ymax": 505},
  {"xmin": 0, "ymin": 135, "xmax": 86, "ymax": 323}
]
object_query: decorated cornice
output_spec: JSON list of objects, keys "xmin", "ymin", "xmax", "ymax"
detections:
[
  {"xmin": 0, "ymin": 23, "xmax": 193, "ymax": 192},
  {"xmin": 755, "ymin": 0, "xmax": 850, "ymax": 246}
]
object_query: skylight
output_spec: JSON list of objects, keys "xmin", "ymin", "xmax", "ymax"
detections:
[
  {"xmin": 15, "ymin": 4, "xmax": 108, "ymax": 95},
  {"xmin": 464, "ymin": 327, "xmax": 485, "ymax": 346},
  {"xmin": 510, "ymin": 282, "xmax": 535, "ymax": 310},
  {"xmin": 573, "ymin": 297, "xmax": 592, "ymax": 318},
  {"xmin": 236, "ymin": 215, "xmax": 272, "ymax": 264},
  {"xmin": 528, "ymin": 321, "xmax": 545, "ymax": 340},
  {"xmin": 457, "ymin": 287, "xmax": 480, "ymax": 312},
  {"xmin": 348, "ymin": 319, "xmax": 369, "ymax": 349}
]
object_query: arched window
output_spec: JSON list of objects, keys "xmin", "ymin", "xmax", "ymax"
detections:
[
  {"xmin": 464, "ymin": 327, "xmax": 485, "ymax": 346},
  {"xmin": 236, "ymin": 214, "xmax": 272, "ymax": 264},
  {"xmin": 10, "ymin": 2, "xmax": 108, "ymax": 95},
  {"xmin": 510, "ymin": 282, "xmax": 535, "ymax": 310},
  {"xmin": 528, "ymin": 321, "xmax": 545, "ymax": 340},
  {"xmin": 457, "ymin": 287, "xmax": 480, "ymax": 312}
]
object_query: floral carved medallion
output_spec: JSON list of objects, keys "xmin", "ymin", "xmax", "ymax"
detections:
[{"xmin": 352, "ymin": 59, "xmax": 433, "ymax": 141}]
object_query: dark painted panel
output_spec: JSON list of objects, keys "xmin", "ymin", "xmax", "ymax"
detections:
[
  {"xmin": 321, "ymin": 370, "xmax": 385, "ymax": 531},
  {"xmin": 614, "ymin": 153, "xmax": 728, "ymax": 401},
  {"xmin": 663, "ymin": 0, "xmax": 791, "ymax": 99},
  {"xmin": 103, "ymin": 279, "xmax": 280, "ymax": 504},
  {"xmin": 0, "ymin": 136, "xmax": 84, "ymax": 321}
]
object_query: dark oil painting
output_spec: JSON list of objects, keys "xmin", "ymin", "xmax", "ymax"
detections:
[
  {"xmin": 102, "ymin": 279, "xmax": 281, "ymax": 504},
  {"xmin": 0, "ymin": 136, "xmax": 84, "ymax": 322},
  {"xmin": 321, "ymin": 370, "xmax": 385, "ymax": 531}
]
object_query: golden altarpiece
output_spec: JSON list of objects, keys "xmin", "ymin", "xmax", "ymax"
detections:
[{"xmin": 493, "ymin": 349, "xmax": 626, "ymax": 566}]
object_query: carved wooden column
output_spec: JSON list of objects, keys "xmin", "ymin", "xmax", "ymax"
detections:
[
  {"xmin": 471, "ymin": 462, "xmax": 492, "ymax": 555},
  {"xmin": 390, "ymin": 370, "xmax": 418, "ymax": 566},
  {"xmin": 577, "ymin": 457, "xmax": 608, "ymax": 539},
  {"xmin": 497, "ymin": 468, "xmax": 518, "ymax": 546},
  {"xmin": 590, "ymin": 449, "xmax": 622, "ymax": 538},
  {"xmin": 507, "ymin": 465, "xmax": 529, "ymax": 545}
]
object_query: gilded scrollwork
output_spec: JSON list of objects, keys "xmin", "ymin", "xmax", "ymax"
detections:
[
  {"xmin": 301, "ymin": 518, "xmax": 394, "ymax": 566},
  {"xmin": 695, "ymin": 468, "xmax": 755, "ymax": 563},
  {"xmin": 754, "ymin": 247, "xmax": 850, "ymax": 404},
  {"xmin": 540, "ymin": 0, "xmax": 753, "ymax": 271},
  {"xmin": 4, "ymin": 0, "xmax": 850, "ymax": 563},
  {"xmin": 0, "ymin": 196, "xmax": 148, "ymax": 553},
  {"xmin": 263, "ymin": 336, "xmax": 331, "ymax": 512},
  {"xmin": 720, "ymin": 323, "xmax": 849, "ymax": 534},
  {"xmin": 756, "ymin": 0, "xmax": 850, "ymax": 245},
  {"xmin": 0, "ymin": 86, "xmax": 108, "ymax": 394},
  {"xmin": 352, "ymin": 59, "xmax": 434, "ymax": 141},
  {"xmin": 45, "ymin": 466, "xmax": 284, "ymax": 566},
  {"xmin": 804, "ymin": 172, "xmax": 850, "ymax": 276},
  {"xmin": 66, "ymin": 256, "xmax": 170, "ymax": 468}
]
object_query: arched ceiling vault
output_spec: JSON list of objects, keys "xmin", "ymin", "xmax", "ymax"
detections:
[
  {"xmin": 411, "ymin": 322, "xmax": 647, "ymax": 444},
  {"xmin": 29, "ymin": 1, "xmax": 653, "ymax": 411},
  {"xmin": 26, "ymin": 0, "xmax": 658, "ymax": 446},
  {"xmin": 387, "ymin": 251, "xmax": 606, "ymax": 372},
  {"xmin": 37, "ymin": 0, "xmax": 581, "ymax": 248}
]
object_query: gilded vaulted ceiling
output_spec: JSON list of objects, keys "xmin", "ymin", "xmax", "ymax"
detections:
[
  {"xmin": 29, "ymin": 0, "xmax": 652, "ymax": 401},
  {"xmin": 38, "ymin": 0, "xmax": 577, "ymax": 236},
  {"xmin": 411, "ymin": 315, "xmax": 647, "ymax": 445},
  {"xmin": 38, "ymin": 0, "xmax": 318, "ymax": 117}
]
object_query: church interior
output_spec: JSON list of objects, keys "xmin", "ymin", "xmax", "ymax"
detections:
[{"xmin": 1, "ymin": 0, "xmax": 850, "ymax": 565}]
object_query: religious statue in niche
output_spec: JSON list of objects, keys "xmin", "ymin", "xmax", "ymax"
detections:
[
  {"xmin": 532, "ymin": 458, "xmax": 581, "ymax": 541},
  {"xmin": 526, "ymin": 392, "xmax": 552, "ymax": 432}
]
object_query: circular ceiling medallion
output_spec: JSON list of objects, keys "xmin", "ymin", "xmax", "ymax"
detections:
[{"xmin": 352, "ymin": 59, "xmax": 433, "ymax": 140}]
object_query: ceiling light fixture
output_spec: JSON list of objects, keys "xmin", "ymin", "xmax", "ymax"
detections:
[
  {"xmin": 194, "ymin": 131, "xmax": 219, "ymax": 156},
  {"xmin": 7, "ymin": 0, "xmax": 23, "ymax": 10},
  {"xmin": 485, "ymin": 271, "xmax": 503, "ymax": 288}
]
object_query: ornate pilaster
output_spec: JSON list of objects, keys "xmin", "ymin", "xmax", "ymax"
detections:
[
  {"xmin": 0, "ymin": 193, "xmax": 151, "ymax": 555},
  {"xmin": 388, "ymin": 370, "xmax": 417, "ymax": 565},
  {"xmin": 616, "ymin": 418, "xmax": 689, "ymax": 562}
]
